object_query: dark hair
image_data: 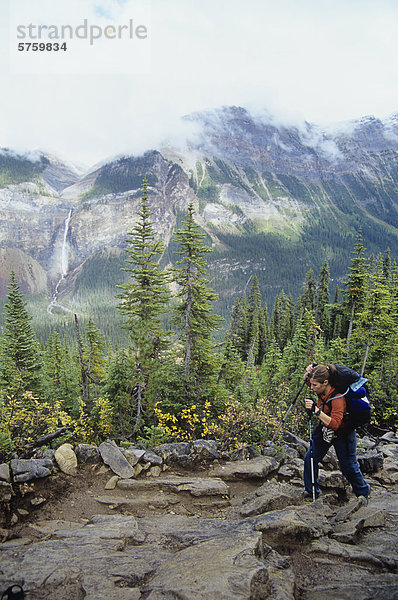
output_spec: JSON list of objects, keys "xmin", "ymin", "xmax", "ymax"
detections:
[{"xmin": 310, "ymin": 364, "xmax": 337, "ymax": 385}]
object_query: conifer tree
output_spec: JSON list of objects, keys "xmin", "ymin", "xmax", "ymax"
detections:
[
  {"xmin": 0, "ymin": 272, "xmax": 42, "ymax": 393},
  {"xmin": 117, "ymin": 180, "xmax": 170, "ymax": 431},
  {"xmin": 329, "ymin": 285, "xmax": 343, "ymax": 339},
  {"xmin": 42, "ymin": 332, "xmax": 80, "ymax": 412},
  {"xmin": 118, "ymin": 178, "xmax": 170, "ymax": 355},
  {"xmin": 172, "ymin": 202, "xmax": 222, "ymax": 401},
  {"xmin": 272, "ymin": 291, "xmax": 294, "ymax": 350},
  {"xmin": 315, "ymin": 260, "xmax": 331, "ymax": 340},
  {"xmin": 297, "ymin": 269, "xmax": 316, "ymax": 316},
  {"xmin": 343, "ymin": 229, "xmax": 367, "ymax": 351}
]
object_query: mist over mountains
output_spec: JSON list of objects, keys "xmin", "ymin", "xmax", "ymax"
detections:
[{"xmin": 1, "ymin": 105, "xmax": 398, "ymax": 332}]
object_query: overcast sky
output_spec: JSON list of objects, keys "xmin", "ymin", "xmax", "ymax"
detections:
[{"xmin": 1, "ymin": 0, "xmax": 397, "ymax": 166}]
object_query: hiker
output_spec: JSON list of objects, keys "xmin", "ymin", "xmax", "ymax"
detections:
[{"xmin": 303, "ymin": 363, "xmax": 370, "ymax": 503}]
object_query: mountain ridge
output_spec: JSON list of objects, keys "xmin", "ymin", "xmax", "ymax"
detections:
[{"xmin": 1, "ymin": 105, "xmax": 398, "ymax": 335}]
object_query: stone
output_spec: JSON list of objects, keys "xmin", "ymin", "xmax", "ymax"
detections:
[
  {"xmin": 282, "ymin": 431, "xmax": 309, "ymax": 457},
  {"xmin": 121, "ymin": 449, "xmax": 141, "ymax": 467},
  {"xmin": 381, "ymin": 444, "xmax": 398, "ymax": 459},
  {"xmin": 239, "ymin": 482, "xmax": 302, "ymax": 517},
  {"xmin": 380, "ymin": 431, "xmax": 398, "ymax": 443},
  {"xmin": 253, "ymin": 508, "xmax": 316, "ymax": 547},
  {"xmin": 191, "ymin": 439, "xmax": 220, "ymax": 461},
  {"xmin": 30, "ymin": 495, "xmax": 46, "ymax": 506},
  {"xmin": 357, "ymin": 451, "xmax": 384, "ymax": 474},
  {"xmin": 0, "ymin": 481, "xmax": 12, "ymax": 502},
  {"xmin": 75, "ymin": 444, "xmax": 101, "ymax": 464},
  {"xmin": 142, "ymin": 450, "xmax": 163, "ymax": 466},
  {"xmin": 318, "ymin": 469, "xmax": 347, "ymax": 489},
  {"xmin": 0, "ymin": 463, "xmax": 10, "ymax": 482},
  {"xmin": 99, "ymin": 441, "xmax": 135, "ymax": 479},
  {"xmin": 105, "ymin": 475, "xmax": 119, "ymax": 490},
  {"xmin": 148, "ymin": 466, "xmax": 162, "ymax": 477},
  {"xmin": 134, "ymin": 463, "xmax": 144, "ymax": 478},
  {"xmin": 212, "ymin": 456, "xmax": 279, "ymax": 480},
  {"xmin": 54, "ymin": 443, "xmax": 78, "ymax": 475},
  {"xmin": 154, "ymin": 442, "xmax": 193, "ymax": 466},
  {"xmin": 117, "ymin": 476, "xmax": 230, "ymax": 498},
  {"xmin": 278, "ymin": 457, "xmax": 304, "ymax": 479},
  {"xmin": 10, "ymin": 458, "xmax": 53, "ymax": 482},
  {"xmin": 42, "ymin": 449, "xmax": 56, "ymax": 461}
]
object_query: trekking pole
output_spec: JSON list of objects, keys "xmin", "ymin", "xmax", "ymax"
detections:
[
  {"xmin": 308, "ymin": 404, "xmax": 316, "ymax": 502},
  {"xmin": 271, "ymin": 363, "xmax": 317, "ymax": 443}
]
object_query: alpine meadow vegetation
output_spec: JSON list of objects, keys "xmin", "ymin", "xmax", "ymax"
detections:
[{"xmin": 0, "ymin": 186, "xmax": 397, "ymax": 461}]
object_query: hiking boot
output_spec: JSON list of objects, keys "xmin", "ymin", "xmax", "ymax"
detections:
[{"xmin": 303, "ymin": 490, "xmax": 321, "ymax": 500}]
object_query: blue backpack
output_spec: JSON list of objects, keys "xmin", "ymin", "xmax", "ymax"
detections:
[{"xmin": 328, "ymin": 364, "xmax": 372, "ymax": 428}]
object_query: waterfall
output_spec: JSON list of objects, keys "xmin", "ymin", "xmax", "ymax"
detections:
[{"xmin": 47, "ymin": 209, "xmax": 73, "ymax": 315}]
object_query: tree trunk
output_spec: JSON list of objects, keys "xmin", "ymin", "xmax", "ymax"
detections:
[{"xmin": 346, "ymin": 301, "xmax": 356, "ymax": 351}]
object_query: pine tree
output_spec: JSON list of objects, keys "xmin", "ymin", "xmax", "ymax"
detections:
[
  {"xmin": 343, "ymin": 229, "xmax": 367, "ymax": 351},
  {"xmin": 117, "ymin": 180, "xmax": 171, "ymax": 432},
  {"xmin": 42, "ymin": 332, "xmax": 80, "ymax": 412},
  {"xmin": 315, "ymin": 260, "xmax": 331, "ymax": 340},
  {"xmin": 272, "ymin": 291, "xmax": 294, "ymax": 350},
  {"xmin": 118, "ymin": 178, "xmax": 170, "ymax": 356},
  {"xmin": 246, "ymin": 276, "xmax": 267, "ymax": 364},
  {"xmin": 0, "ymin": 272, "xmax": 42, "ymax": 393},
  {"xmin": 172, "ymin": 202, "xmax": 222, "ymax": 402},
  {"xmin": 297, "ymin": 269, "xmax": 316, "ymax": 316}
]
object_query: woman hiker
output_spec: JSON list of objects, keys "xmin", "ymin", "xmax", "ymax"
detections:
[{"xmin": 303, "ymin": 363, "xmax": 370, "ymax": 503}]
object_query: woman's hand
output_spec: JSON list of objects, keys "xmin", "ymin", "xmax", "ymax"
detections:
[{"xmin": 305, "ymin": 397, "xmax": 315, "ymax": 411}]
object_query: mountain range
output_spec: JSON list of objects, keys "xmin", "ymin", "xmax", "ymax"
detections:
[{"xmin": 1, "ymin": 106, "xmax": 398, "ymax": 335}]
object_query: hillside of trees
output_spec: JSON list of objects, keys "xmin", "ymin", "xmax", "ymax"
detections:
[{"xmin": 1, "ymin": 182, "xmax": 397, "ymax": 461}]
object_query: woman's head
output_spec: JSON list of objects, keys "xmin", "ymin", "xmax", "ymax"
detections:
[{"xmin": 309, "ymin": 364, "xmax": 336, "ymax": 394}]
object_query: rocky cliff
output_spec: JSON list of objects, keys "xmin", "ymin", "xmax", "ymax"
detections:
[{"xmin": 1, "ymin": 107, "xmax": 398, "ymax": 321}]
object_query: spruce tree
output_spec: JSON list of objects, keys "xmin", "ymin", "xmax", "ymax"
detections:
[
  {"xmin": 117, "ymin": 180, "xmax": 171, "ymax": 432},
  {"xmin": 118, "ymin": 178, "xmax": 170, "ymax": 355},
  {"xmin": 297, "ymin": 269, "xmax": 316, "ymax": 316},
  {"xmin": 315, "ymin": 260, "xmax": 331, "ymax": 340},
  {"xmin": 343, "ymin": 229, "xmax": 367, "ymax": 351},
  {"xmin": 172, "ymin": 202, "xmax": 222, "ymax": 402},
  {"xmin": 0, "ymin": 272, "xmax": 42, "ymax": 393}
]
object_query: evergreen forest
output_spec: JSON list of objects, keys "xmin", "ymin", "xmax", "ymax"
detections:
[{"xmin": 1, "ymin": 181, "xmax": 397, "ymax": 461}]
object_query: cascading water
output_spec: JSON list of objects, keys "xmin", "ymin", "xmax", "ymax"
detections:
[{"xmin": 47, "ymin": 208, "xmax": 73, "ymax": 315}]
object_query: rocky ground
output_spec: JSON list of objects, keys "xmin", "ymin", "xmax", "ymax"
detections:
[{"xmin": 0, "ymin": 434, "xmax": 398, "ymax": 599}]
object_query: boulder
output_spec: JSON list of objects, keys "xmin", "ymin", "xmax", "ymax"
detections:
[
  {"xmin": 0, "ymin": 463, "xmax": 10, "ymax": 482},
  {"xmin": 212, "ymin": 456, "xmax": 279, "ymax": 480},
  {"xmin": 318, "ymin": 469, "xmax": 347, "ymax": 490},
  {"xmin": 357, "ymin": 451, "xmax": 384, "ymax": 474},
  {"xmin": 10, "ymin": 458, "xmax": 53, "ymax": 482},
  {"xmin": 75, "ymin": 444, "xmax": 101, "ymax": 465},
  {"xmin": 282, "ymin": 431, "xmax": 309, "ymax": 458},
  {"xmin": 54, "ymin": 443, "xmax": 78, "ymax": 476},
  {"xmin": 380, "ymin": 431, "xmax": 398, "ymax": 443},
  {"xmin": 99, "ymin": 441, "xmax": 135, "ymax": 479},
  {"xmin": 142, "ymin": 450, "xmax": 163, "ymax": 466},
  {"xmin": 191, "ymin": 439, "xmax": 220, "ymax": 461},
  {"xmin": 278, "ymin": 458, "xmax": 304, "ymax": 479},
  {"xmin": 381, "ymin": 444, "xmax": 398, "ymax": 459},
  {"xmin": 121, "ymin": 448, "xmax": 144, "ymax": 467},
  {"xmin": 154, "ymin": 442, "xmax": 193, "ymax": 467},
  {"xmin": 239, "ymin": 482, "xmax": 302, "ymax": 517},
  {"xmin": 117, "ymin": 476, "xmax": 230, "ymax": 498}
]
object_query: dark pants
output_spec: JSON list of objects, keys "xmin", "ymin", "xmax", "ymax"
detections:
[{"xmin": 304, "ymin": 426, "xmax": 370, "ymax": 498}]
